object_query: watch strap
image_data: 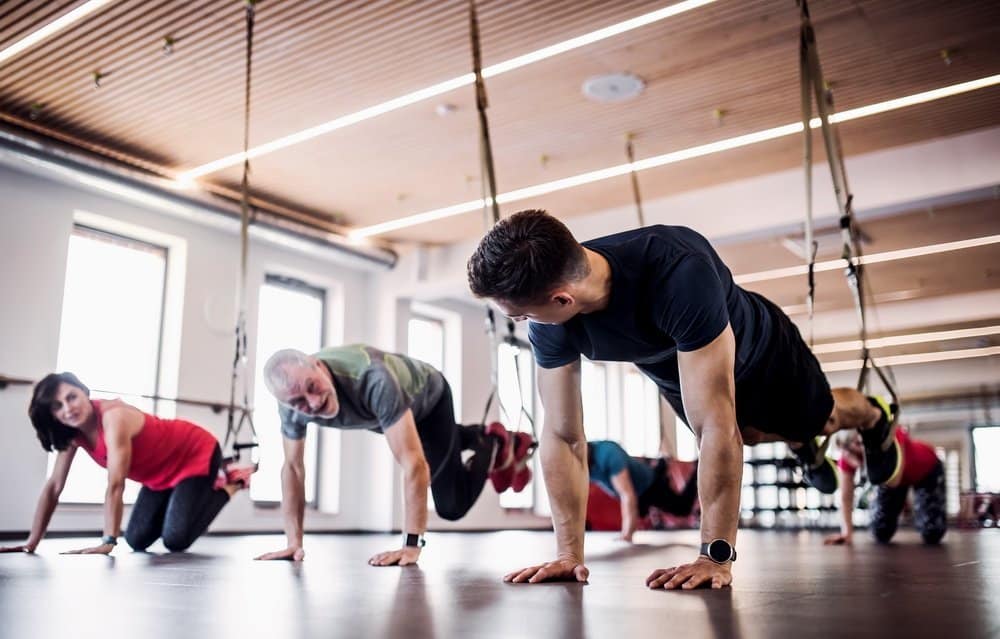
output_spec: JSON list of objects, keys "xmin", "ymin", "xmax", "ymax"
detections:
[{"xmin": 403, "ymin": 533, "xmax": 426, "ymax": 548}]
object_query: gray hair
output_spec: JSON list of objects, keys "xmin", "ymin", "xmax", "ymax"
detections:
[{"xmin": 262, "ymin": 348, "xmax": 314, "ymax": 396}]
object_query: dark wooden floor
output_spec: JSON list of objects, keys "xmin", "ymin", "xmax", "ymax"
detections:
[{"xmin": 1, "ymin": 529, "xmax": 998, "ymax": 638}]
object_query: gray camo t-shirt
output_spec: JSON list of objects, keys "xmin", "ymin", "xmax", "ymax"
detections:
[{"xmin": 279, "ymin": 344, "xmax": 446, "ymax": 440}]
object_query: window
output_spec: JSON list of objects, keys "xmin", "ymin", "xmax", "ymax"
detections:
[
  {"xmin": 407, "ymin": 315, "xmax": 445, "ymax": 372},
  {"xmin": 972, "ymin": 426, "xmax": 1000, "ymax": 493},
  {"xmin": 51, "ymin": 226, "xmax": 167, "ymax": 504},
  {"xmin": 407, "ymin": 313, "xmax": 446, "ymax": 511},
  {"xmin": 498, "ymin": 341, "xmax": 537, "ymax": 509},
  {"xmin": 622, "ymin": 369, "xmax": 661, "ymax": 458},
  {"xmin": 251, "ymin": 276, "xmax": 325, "ymax": 506},
  {"xmin": 938, "ymin": 447, "xmax": 961, "ymax": 516},
  {"xmin": 581, "ymin": 360, "xmax": 608, "ymax": 440},
  {"xmin": 675, "ymin": 416, "xmax": 698, "ymax": 462}
]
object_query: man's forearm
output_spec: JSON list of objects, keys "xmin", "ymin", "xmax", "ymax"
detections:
[
  {"xmin": 541, "ymin": 428, "xmax": 588, "ymax": 561},
  {"xmin": 696, "ymin": 423, "xmax": 743, "ymax": 545},
  {"xmin": 403, "ymin": 463, "xmax": 430, "ymax": 535},
  {"xmin": 281, "ymin": 464, "xmax": 306, "ymax": 546}
]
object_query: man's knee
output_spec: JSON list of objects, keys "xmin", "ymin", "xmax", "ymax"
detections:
[{"xmin": 434, "ymin": 503, "xmax": 467, "ymax": 522}]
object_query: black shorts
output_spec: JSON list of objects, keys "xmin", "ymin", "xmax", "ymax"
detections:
[{"xmin": 664, "ymin": 294, "xmax": 833, "ymax": 444}]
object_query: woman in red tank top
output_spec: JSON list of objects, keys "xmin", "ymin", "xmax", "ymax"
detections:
[
  {"xmin": 825, "ymin": 410, "xmax": 947, "ymax": 547},
  {"xmin": 0, "ymin": 372, "xmax": 252, "ymax": 555}
]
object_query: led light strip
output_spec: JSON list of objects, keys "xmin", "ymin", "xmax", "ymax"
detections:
[
  {"xmin": 178, "ymin": 0, "xmax": 717, "ymax": 180},
  {"xmin": 821, "ymin": 346, "xmax": 1000, "ymax": 372},
  {"xmin": 0, "ymin": 0, "xmax": 117, "ymax": 66},
  {"xmin": 734, "ymin": 234, "xmax": 1000, "ymax": 285},
  {"xmin": 350, "ymin": 73, "xmax": 1000, "ymax": 238},
  {"xmin": 812, "ymin": 325, "xmax": 1000, "ymax": 354}
]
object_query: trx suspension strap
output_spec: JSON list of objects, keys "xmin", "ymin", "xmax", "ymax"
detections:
[
  {"xmin": 470, "ymin": 0, "xmax": 500, "ymax": 228},
  {"xmin": 797, "ymin": 0, "xmax": 898, "ymax": 408},
  {"xmin": 504, "ymin": 318, "xmax": 538, "ymax": 439},
  {"xmin": 625, "ymin": 134, "xmax": 646, "ymax": 227},
  {"xmin": 223, "ymin": 0, "xmax": 260, "ymax": 466},
  {"xmin": 470, "ymin": 0, "xmax": 503, "ymax": 426},
  {"xmin": 798, "ymin": 21, "xmax": 817, "ymax": 347}
]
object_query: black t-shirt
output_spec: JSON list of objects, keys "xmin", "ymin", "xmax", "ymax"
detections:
[{"xmin": 528, "ymin": 225, "xmax": 774, "ymax": 395}]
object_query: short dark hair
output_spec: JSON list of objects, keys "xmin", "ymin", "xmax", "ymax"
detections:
[
  {"xmin": 467, "ymin": 209, "xmax": 588, "ymax": 305},
  {"xmin": 28, "ymin": 372, "xmax": 90, "ymax": 452}
]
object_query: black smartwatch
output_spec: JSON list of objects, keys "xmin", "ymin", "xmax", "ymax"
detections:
[
  {"xmin": 403, "ymin": 533, "xmax": 426, "ymax": 548},
  {"xmin": 700, "ymin": 539, "xmax": 736, "ymax": 564},
  {"xmin": 100, "ymin": 535, "xmax": 118, "ymax": 547}
]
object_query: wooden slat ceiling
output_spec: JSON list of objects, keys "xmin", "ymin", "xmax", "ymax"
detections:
[
  {"xmin": 2, "ymin": 0, "xmax": 999, "ymax": 242},
  {"xmin": 723, "ymin": 196, "xmax": 1000, "ymax": 309}
]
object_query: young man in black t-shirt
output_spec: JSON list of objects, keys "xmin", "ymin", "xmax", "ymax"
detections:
[{"xmin": 467, "ymin": 209, "xmax": 900, "ymax": 591}]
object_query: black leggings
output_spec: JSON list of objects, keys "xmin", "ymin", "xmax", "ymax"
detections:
[
  {"xmin": 638, "ymin": 459, "xmax": 699, "ymax": 517},
  {"xmin": 870, "ymin": 460, "xmax": 947, "ymax": 545},
  {"xmin": 416, "ymin": 382, "xmax": 497, "ymax": 521},
  {"xmin": 124, "ymin": 445, "xmax": 230, "ymax": 552}
]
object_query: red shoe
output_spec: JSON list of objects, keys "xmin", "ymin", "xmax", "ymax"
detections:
[
  {"xmin": 224, "ymin": 462, "xmax": 257, "ymax": 490},
  {"xmin": 486, "ymin": 422, "xmax": 515, "ymax": 493},
  {"xmin": 510, "ymin": 433, "xmax": 537, "ymax": 493}
]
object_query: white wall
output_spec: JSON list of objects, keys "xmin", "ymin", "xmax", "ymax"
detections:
[{"xmin": 0, "ymin": 162, "xmax": 391, "ymax": 534}]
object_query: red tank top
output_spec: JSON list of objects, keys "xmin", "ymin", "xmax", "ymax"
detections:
[
  {"xmin": 76, "ymin": 399, "xmax": 218, "ymax": 491},
  {"xmin": 838, "ymin": 427, "xmax": 940, "ymax": 487}
]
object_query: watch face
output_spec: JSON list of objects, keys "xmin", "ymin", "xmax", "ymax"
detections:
[{"xmin": 708, "ymin": 539, "xmax": 732, "ymax": 563}]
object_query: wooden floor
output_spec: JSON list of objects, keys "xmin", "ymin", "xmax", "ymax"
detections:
[{"xmin": 1, "ymin": 529, "xmax": 998, "ymax": 638}]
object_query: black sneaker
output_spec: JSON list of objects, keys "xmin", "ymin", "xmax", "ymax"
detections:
[
  {"xmin": 792, "ymin": 437, "xmax": 838, "ymax": 494},
  {"xmin": 861, "ymin": 396, "xmax": 902, "ymax": 485}
]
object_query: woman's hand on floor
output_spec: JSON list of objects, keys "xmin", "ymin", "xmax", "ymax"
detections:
[
  {"xmin": 0, "ymin": 543, "xmax": 36, "ymax": 554},
  {"xmin": 255, "ymin": 546, "xmax": 305, "ymax": 561},
  {"xmin": 61, "ymin": 543, "xmax": 114, "ymax": 555}
]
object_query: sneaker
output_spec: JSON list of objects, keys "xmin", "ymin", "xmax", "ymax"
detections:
[
  {"xmin": 486, "ymin": 422, "xmax": 515, "ymax": 493},
  {"xmin": 791, "ymin": 437, "xmax": 838, "ymax": 494},
  {"xmin": 509, "ymin": 432, "xmax": 538, "ymax": 493},
  {"xmin": 862, "ymin": 396, "xmax": 902, "ymax": 485}
]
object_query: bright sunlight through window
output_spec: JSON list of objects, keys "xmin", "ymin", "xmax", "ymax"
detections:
[
  {"xmin": 251, "ymin": 277, "xmax": 326, "ymax": 506},
  {"xmin": 623, "ymin": 369, "xmax": 662, "ymax": 458},
  {"xmin": 498, "ymin": 342, "xmax": 536, "ymax": 509},
  {"xmin": 51, "ymin": 226, "xmax": 167, "ymax": 504}
]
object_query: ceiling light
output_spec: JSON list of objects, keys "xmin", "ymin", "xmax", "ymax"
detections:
[
  {"xmin": 812, "ymin": 325, "xmax": 1000, "ymax": 354},
  {"xmin": 0, "ymin": 0, "xmax": 117, "ymax": 66},
  {"xmin": 350, "ymin": 73, "xmax": 1000, "ymax": 238},
  {"xmin": 178, "ymin": 0, "xmax": 717, "ymax": 179},
  {"xmin": 821, "ymin": 345, "xmax": 1000, "ymax": 372},
  {"xmin": 582, "ymin": 72, "xmax": 646, "ymax": 103}
]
